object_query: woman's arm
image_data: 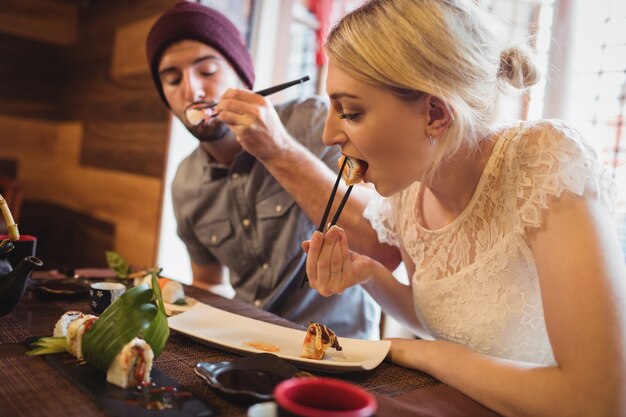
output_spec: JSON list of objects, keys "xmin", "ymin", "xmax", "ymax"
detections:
[
  {"xmin": 304, "ymin": 226, "xmax": 428, "ymax": 336},
  {"xmin": 389, "ymin": 192, "xmax": 626, "ymax": 417}
]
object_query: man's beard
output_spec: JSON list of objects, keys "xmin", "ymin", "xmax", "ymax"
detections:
[{"xmin": 187, "ymin": 119, "xmax": 230, "ymax": 143}]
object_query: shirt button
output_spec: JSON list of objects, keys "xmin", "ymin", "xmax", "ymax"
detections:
[
  {"xmin": 262, "ymin": 263, "xmax": 269, "ymax": 270},
  {"xmin": 211, "ymin": 235, "xmax": 218, "ymax": 243},
  {"xmin": 242, "ymin": 218, "xmax": 251, "ymax": 227},
  {"xmin": 232, "ymin": 173, "xmax": 239, "ymax": 179},
  {"xmin": 275, "ymin": 205, "xmax": 282, "ymax": 213},
  {"xmin": 253, "ymin": 299, "xmax": 262, "ymax": 307}
]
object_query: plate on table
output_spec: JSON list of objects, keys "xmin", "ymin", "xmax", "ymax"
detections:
[
  {"xmin": 163, "ymin": 297, "xmax": 197, "ymax": 316},
  {"xmin": 31, "ymin": 278, "xmax": 90, "ymax": 300},
  {"xmin": 168, "ymin": 303, "xmax": 391, "ymax": 373}
]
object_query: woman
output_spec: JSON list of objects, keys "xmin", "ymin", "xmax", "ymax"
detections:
[{"xmin": 303, "ymin": 0, "xmax": 626, "ymax": 415}]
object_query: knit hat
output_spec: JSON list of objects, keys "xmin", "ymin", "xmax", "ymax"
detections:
[{"xmin": 146, "ymin": 1, "xmax": 255, "ymax": 107}]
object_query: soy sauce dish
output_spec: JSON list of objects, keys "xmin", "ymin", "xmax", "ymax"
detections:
[{"xmin": 195, "ymin": 353, "xmax": 310, "ymax": 402}]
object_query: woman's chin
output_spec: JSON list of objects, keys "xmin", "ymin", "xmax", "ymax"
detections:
[{"xmin": 373, "ymin": 180, "xmax": 409, "ymax": 197}]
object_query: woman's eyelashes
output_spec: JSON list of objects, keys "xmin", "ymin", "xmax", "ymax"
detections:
[{"xmin": 338, "ymin": 112, "xmax": 361, "ymax": 121}]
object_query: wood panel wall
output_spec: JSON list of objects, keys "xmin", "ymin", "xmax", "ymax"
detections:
[{"xmin": 0, "ymin": 0, "xmax": 178, "ymax": 269}]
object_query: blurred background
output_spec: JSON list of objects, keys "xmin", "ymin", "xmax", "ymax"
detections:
[{"xmin": 0, "ymin": 0, "xmax": 624, "ymax": 284}]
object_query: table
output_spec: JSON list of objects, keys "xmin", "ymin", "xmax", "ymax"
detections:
[{"xmin": 0, "ymin": 276, "xmax": 500, "ymax": 417}]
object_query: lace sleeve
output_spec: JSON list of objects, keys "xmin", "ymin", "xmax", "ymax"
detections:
[
  {"xmin": 512, "ymin": 120, "xmax": 616, "ymax": 232},
  {"xmin": 363, "ymin": 194, "xmax": 401, "ymax": 247}
]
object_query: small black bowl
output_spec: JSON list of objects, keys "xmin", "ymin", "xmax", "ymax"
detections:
[
  {"xmin": 31, "ymin": 278, "xmax": 90, "ymax": 300},
  {"xmin": 195, "ymin": 353, "xmax": 311, "ymax": 404}
]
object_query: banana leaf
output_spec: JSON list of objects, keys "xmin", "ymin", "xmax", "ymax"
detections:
[
  {"xmin": 142, "ymin": 272, "xmax": 170, "ymax": 357},
  {"xmin": 105, "ymin": 251, "xmax": 131, "ymax": 278}
]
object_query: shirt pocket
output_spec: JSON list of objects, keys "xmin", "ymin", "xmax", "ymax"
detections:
[
  {"xmin": 257, "ymin": 190, "xmax": 297, "ymax": 220},
  {"xmin": 197, "ymin": 219, "xmax": 233, "ymax": 247}
]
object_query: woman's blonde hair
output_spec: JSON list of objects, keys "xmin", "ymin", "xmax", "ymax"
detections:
[{"xmin": 325, "ymin": 0, "xmax": 539, "ymax": 179}]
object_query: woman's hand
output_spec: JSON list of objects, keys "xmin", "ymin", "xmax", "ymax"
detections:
[{"xmin": 302, "ymin": 225, "xmax": 374, "ymax": 296}]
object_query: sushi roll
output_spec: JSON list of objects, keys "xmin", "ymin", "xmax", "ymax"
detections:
[
  {"xmin": 66, "ymin": 314, "xmax": 98, "ymax": 360},
  {"xmin": 338, "ymin": 155, "xmax": 368, "ymax": 186},
  {"xmin": 53, "ymin": 311, "xmax": 83, "ymax": 337},
  {"xmin": 106, "ymin": 337, "xmax": 154, "ymax": 389},
  {"xmin": 299, "ymin": 322, "xmax": 342, "ymax": 360},
  {"xmin": 136, "ymin": 274, "xmax": 185, "ymax": 305},
  {"xmin": 185, "ymin": 106, "xmax": 211, "ymax": 126}
]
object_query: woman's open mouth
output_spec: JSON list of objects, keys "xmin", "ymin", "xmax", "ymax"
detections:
[{"xmin": 339, "ymin": 155, "xmax": 369, "ymax": 185}]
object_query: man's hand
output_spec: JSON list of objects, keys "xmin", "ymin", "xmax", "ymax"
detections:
[{"xmin": 214, "ymin": 88, "xmax": 293, "ymax": 162}]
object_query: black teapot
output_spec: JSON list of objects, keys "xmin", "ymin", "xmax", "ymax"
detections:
[{"xmin": 0, "ymin": 239, "xmax": 43, "ymax": 316}]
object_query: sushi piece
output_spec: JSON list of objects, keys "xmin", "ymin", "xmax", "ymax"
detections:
[
  {"xmin": 135, "ymin": 274, "xmax": 185, "ymax": 305},
  {"xmin": 185, "ymin": 106, "xmax": 211, "ymax": 126},
  {"xmin": 53, "ymin": 311, "xmax": 83, "ymax": 337},
  {"xmin": 66, "ymin": 314, "xmax": 98, "ymax": 360},
  {"xmin": 338, "ymin": 155, "xmax": 368, "ymax": 186},
  {"xmin": 299, "ymin": 322, "xmax": 342, "ymax": 360},
  {"xmin": 106, "ymin": 337, "xmax": 154, "ymax": 389}
]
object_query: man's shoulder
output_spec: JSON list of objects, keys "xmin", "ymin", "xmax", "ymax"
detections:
[
  {"xmin": 274, "ymin": 96, "xmax": 329, "ymax": 151},
  {"xmin": 275, "ymin": 95, "xmax": 328, "ymax": 124},
  {"xmin": 172, "ymin": 146, "xmax": 204, "ymax": 188}
]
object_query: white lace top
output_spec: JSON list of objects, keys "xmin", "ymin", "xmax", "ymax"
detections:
[{"xmin": 365, "ymin": 120, "xmax": 615, "ymax": 365}]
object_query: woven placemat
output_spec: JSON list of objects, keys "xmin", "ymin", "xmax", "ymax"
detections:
[
  {"xmin": 0, "ymin": 313, "xmax": 32, "ymax": 345},
  {"xmin": 0, "ymin": 345, "xmax": 108, "ymax": 417}
]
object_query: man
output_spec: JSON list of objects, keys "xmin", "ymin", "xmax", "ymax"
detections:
[{"xmin": 146, "ymin": 1, "xmax": 400, "ymax": 339}]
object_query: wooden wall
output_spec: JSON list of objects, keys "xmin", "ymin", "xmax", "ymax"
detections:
[{"xmin": 0, "ymin": 0, "xmax": 178, "ymax": 270}]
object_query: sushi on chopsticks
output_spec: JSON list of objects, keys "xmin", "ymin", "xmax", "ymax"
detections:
[{"xmin": 28, "ymin": 273, "xmax": 169, "ymax": 390}]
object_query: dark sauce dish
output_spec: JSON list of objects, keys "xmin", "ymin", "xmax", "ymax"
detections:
[
  {"xmin": 31, "ymin": 278, "xmax": 90, "ymax": 300},
  {"xmin": 195, "ymin": 353, "xmax": 311, "ymax": 403}
]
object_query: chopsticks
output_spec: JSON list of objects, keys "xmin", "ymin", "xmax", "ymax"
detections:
[
  {"xmin": 198, "ymin": 75, "xmax": 310, "ymax": 114},
  {"xmin": 317, "ymin": 157, "xmax": 353, "ymax": 233},
  {"xmin": 300, "ymin": 158, "xmax": 353, "ymax": 287}
]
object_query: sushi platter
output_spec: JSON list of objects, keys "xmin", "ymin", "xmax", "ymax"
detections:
[{"xmin": 41, "ymin": 350, "xmax": 216, "ymax": 417}]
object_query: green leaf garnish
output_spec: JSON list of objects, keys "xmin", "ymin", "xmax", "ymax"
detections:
[
  {"xmin": 26, "ymin": 337, "xmax": 68, "ymax": 356},
  {"xmin": 82, "ymin": 284, "xmax": 160, "ymax": 373},
  {"xmin": 142, "ymin": 271, "xmax": 170, "ymax": 357},
  {"xmin": 106, "ymin": 250, "xmax": 131, "ymax": 278}
]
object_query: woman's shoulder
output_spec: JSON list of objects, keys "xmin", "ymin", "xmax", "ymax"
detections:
[
  {"xmin": 494, "ymin": 119, "xmax": 615, "ymax": 229},
  {"xmin": 500, "ymin": 119, "xmax": 593, "ymax": 159}
]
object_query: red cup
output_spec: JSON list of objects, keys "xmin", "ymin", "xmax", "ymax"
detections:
[
  {"xmin": 274, "ymin": 377, "xmax": 377, "ymax": 417},
  {"xmin": 0, "ymin": 234, "xmax": 37, "ymax": 268}
]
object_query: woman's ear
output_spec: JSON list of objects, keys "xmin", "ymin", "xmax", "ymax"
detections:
[{"xmin": 425, "ymin": 95, "xmax": 452, "ymax": 138}]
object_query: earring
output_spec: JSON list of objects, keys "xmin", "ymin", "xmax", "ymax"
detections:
[{"xmin": 429, "ymin": 134, "xmax": 436, "ymax": 145}]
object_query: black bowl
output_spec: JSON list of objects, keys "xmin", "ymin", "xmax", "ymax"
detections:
[{"xmin": 195, "ymin": 353, "xmax": 311, "ymax": 404}]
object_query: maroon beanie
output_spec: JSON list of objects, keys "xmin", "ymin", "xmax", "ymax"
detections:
[{"xmin": 146, "ymin": 1, "xmax": 255, "ymax": 107}]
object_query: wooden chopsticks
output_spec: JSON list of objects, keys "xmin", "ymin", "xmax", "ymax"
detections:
[{"xmin": 300, "ymin": 158, "xmax": 353, "ymax": 287}]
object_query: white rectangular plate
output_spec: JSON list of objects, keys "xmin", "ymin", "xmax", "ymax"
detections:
[{"xmin": 168, "ymin": 302, "xmax": 390, "ymax": 372}]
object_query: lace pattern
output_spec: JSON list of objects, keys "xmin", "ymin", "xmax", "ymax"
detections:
[{"xmin": 364, "ymin": 120, "xmax": 615, "ymax": 364}]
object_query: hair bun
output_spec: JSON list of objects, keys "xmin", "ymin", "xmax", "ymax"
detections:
[{"xmin": 498, "ymin": 46, "xmax": 540, "ymax": 89}]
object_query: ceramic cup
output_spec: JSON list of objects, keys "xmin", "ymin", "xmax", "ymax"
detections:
[
  {"xmin": 0, "ymin": 234, "xmax": 37, "ymax": 268},
  {"xmin": 274, "ymin": 377, "xmax": 377, "ymax": 417},
  {"xmin": 89, "ymin": 282, "xmax": 126, "ymax": 315}
]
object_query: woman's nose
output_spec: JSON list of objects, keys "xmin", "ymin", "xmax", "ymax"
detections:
[{"xmin": 322, "ymin": 114, "xmax": 346, "ymax": 147}]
